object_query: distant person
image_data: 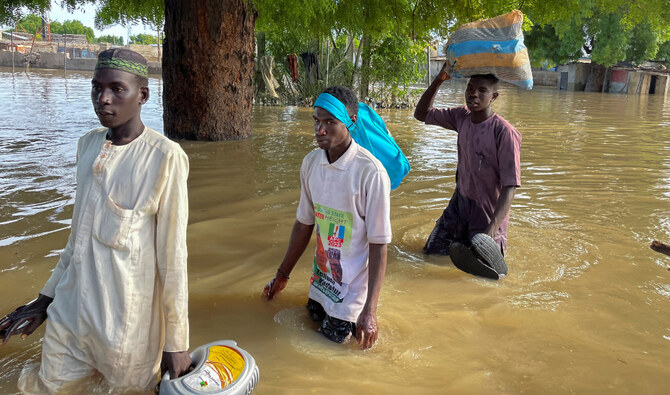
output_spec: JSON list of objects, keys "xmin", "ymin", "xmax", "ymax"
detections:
[
  {"xmin": 414, "ymin": 64, "xmax": 521, "ymax": 268},
  {"xmin": 262, "ymin": 86, "xmax": 392, "ymax": 349},
  {"xmin": 0, "ymin": 49, "xmax": 191, "ymax": 393}
]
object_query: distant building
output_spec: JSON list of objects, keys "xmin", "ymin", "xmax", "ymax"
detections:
[{"xmin": 558, "ymin": 61, "xmax": 669, "ymax": 96}]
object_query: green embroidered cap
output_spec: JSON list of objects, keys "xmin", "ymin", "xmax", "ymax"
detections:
[{"xmin": 95, "ymin": 48, "xmax": 148, "ymax": 78}]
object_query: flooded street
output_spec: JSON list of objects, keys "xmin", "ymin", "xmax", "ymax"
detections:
[{"xmin": 1, "ymin": 67, "xmax": 670, "ymax": 394}]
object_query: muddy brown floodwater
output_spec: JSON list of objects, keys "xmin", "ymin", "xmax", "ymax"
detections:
[{"xmin": 1, "ymin": 68, "xmax": 670, "ymax": 394}]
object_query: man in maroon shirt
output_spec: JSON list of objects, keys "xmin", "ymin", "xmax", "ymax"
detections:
[{"xmin": 414, "ymin": 64, "xmax": 521, "ymax": 260}]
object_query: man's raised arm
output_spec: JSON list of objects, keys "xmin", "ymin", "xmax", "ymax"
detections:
[{"xmin": 414, "ymin": 62, "xmax": 450, "ymax": 122}]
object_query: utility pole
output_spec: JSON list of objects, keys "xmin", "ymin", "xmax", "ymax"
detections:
[
  {"xmin": 426, "ymin": 45, "xmax": 431, "ymax": 86},
  {"xmin": 43, "ymin": 10, "xmax": 51, "ymax": 41},
  {"xmin": 11, "ymin": 27, "xmax": 15, "ymax": 73},
  {"xmin": 326, "ymin": 38, "xmax": 330, "ymax": 86}
]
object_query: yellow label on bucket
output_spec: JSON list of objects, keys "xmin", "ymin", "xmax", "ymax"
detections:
[
  {"xmin": 207, "ymin": 346, "xmax": 245, "ymax": 386},
  {"xmin": 183, "ymin": 345, "xmax": 246, "ymax": 392}
]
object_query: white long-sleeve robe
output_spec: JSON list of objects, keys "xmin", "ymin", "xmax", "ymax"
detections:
[{"xmin": 20, "ymin": 127, "xmax": 189, "ymax": 392}]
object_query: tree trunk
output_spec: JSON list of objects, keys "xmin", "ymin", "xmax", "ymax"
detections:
[
  {"xmin": 163, "ymin": 0, "xmax": 256, "ymax": 140},
  {"xmin": 584, "ymin": 63, "xmax": 607, "ymax": 93},
  {"xmin": 345, "ymin": 35, "xmax": 354, "ymax": 63},
  {"xmin": 253, "ymin": 32, "xmax": 265, "ymax": 98},
  {"xmin": 350, "ymin": 35, "xmax": 363, "ymax": 87},
  {"xmin": 156, "ymin": 26, "xmax": 161, "ymax": 62},
  {"xmin": 359, "ymin": 34, "xmax": 371, "ymax": 99}
]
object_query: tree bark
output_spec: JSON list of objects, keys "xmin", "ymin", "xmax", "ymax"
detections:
[
  {"xmin": 163, "ymin": 0, "xmax": 256, "ymax": 140},
  {"xmin": 359, "ymin": 34, "xmax": 371, "ymax": 99},
  {"xmin": 254, "ymin": 31, "xmax": 265, "ymax": 98},
  {"xmin": 156, "ymin": 26, "xmax": 161, "ymax": 62},
  {"xmin": 350, "ymin": 35, "xmax": 363, "ymax": 87},
  {"xmin": 584, "ymin": 63, "xmax": 607, "ymax": 93}
]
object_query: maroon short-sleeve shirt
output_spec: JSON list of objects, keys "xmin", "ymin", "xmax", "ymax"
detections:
[{"xmin": 425, "ymin": 106, "xmax": 521, "ymax": 249}]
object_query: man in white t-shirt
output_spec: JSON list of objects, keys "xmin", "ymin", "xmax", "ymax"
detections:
[{"xmin": 263, "ymin": 86, "xmax": 392, "ymax": 349}]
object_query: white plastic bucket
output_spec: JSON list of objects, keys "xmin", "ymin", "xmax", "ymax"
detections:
[{"xmin": 159, "ymin": 340, "xmax": 259, "ymax": 394}]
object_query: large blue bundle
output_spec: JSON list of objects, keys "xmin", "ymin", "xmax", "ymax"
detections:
[{"xmin": 445, "ymin": 10, "xmax": 533, "ymax": 89}]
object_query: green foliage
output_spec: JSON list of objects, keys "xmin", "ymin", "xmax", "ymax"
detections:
[
  {"xmin": 627, "ymin": 22, "xmax": 659, "ymax": 64},
  {"xmin": 51, "ymin": 19, "xmax": 95, "ymax": 42},
  {"xmin": 255, "ymin": 0, "xmax": 335, "ymax": 39},
  {"xmin": 91, "ymin": 0, "xmax": 163, "ymax": 30},
  {"xmin": 12, "ymin": 13, "xmax": 94, "ymax": 42},
  {"xmin": 263, "ymin": 31, "xmax": 315, "ymax": 65},
  {"xmin": 587, "ymin": 12, "xmax": 629, "ymax": 67},
  {"xmin": 657, "ymin": 40, "xmax": 670, "ymax": 67},
  {"xmin": 256, "ymin": 0, "xmax": 542, "ymax": 101},
  {"xmin": 525, "ymin": 0, "xmax": 670, "ymax": 66},
  {"xmin": 130, "ymin": 33, "xmax": 158, "ymax": 45},
  {"xmin": 15, "ymin": 13, "xmax": 43, "ymax": 35},
  {"xmin": 3, "ymin": 0, "xmax": 165, "ymax": 31},
  {"xmin": 0, "ymin": 1, "xmax": 87, "ymax": 26},
  {"xmin": 369, "ymin": 33, "xmax": 427, "ymax": 101},
  {"xmin": 263, "ymin": 34, "xmax": 357, "ymax": 105},
  {"xmin": 6, "ymin": 0, "xmax": 670, "ymax": 94},
  {"xmin": 1, "ymin": 1, "xmax": 162, "ymax": 43},
  {"xmin": 96, "ymin": 34, "xmax": 124, "ymax": 45},
  {"xmin": 525, "ymin": 23, "xmax": 583, "ymax": 67},
  {"xmin": 0, "ymin": 0, "xmax": 49, "ymax": 25}
]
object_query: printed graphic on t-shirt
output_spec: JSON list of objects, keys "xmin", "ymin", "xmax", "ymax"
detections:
[{"xmin": 310, "ymin": 203, "xmax": 353, "ymax": 303}]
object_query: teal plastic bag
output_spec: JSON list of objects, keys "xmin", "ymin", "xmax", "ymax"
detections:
[
  {"xmin": 313, "ymin": 93, "xmax": 411, "ymax": 189},
  {"xmin": 352, "ymin": 103, "xmax": 410, "ymax": 189}
]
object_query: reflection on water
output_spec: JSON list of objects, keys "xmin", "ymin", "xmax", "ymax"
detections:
[{"xmin": 1, "ymin": 67, "xmax": 670, "ymax": 394}]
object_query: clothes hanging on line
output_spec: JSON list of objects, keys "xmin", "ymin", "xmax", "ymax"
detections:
[
  {"xmin": 260, "ymin": 55, "xmax": 280, "ymax": 99},
  {"xmin": 287, "ymin": 53, "xmax": 299, "ymax": 82},
  {"xmin": 300, "ymin": 52, "xmax": 321, "ymax": 84}
]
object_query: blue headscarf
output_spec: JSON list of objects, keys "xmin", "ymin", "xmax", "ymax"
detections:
[
  {"xmin": 313, "ymin": 93, "xmax": 356, "ymax": 132},
  {"xmin": 312, "ymin": 92, "xmax": 411, "ymax": 189}
]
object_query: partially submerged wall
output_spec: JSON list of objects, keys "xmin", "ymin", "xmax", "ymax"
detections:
[
  {"xmin": 653, "ymin": 75, "xmax": 668, "ymax": 96},
  {"xmin": 609, "ymin": 69, "xmax": 628, "ymax": 93},
  {"xmin": 0, "ymin": 50, "xmax": 161, "ymax": 75},
  {"xmin": 557, "ymin": 63, "xmax": 591, "ymax": 91},
  {"xmin": 608, "ymin": 69, "xmax": 669, "ymax": 96},
  {"xmin": 532, "ymin": 70, "xmax": 558, "ymax": 86},
  {"xmin": 128, "ymin": 44, "xmax": 161, "ymax": 62},
  {"xmin": 0, "ymin": 42, "xmax": 161, "ymax": 60}
]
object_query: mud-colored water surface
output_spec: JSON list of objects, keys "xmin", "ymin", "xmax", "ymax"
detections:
[{"xmin": 1, "ymin": 68, "xmax": 669, "ymax": 394}]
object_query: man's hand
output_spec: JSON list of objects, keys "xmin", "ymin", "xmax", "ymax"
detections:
[
  {"xmin": 262, "ymin": 271, "xmax": 289, "ymax": 300},
  {"xmin": 484, "ymin": 186, "xmax": 516, "ymax": 240},
  {"xmin": 0, "ymin": 294, "xmax": 52, "ymax": 346},
  {"xmin": 437, "ymin": 62, "xmax": 451, "ymax": 82},
  {"xmin": 161, "ymin": 351, "xmax": 192, "ymax": 380},
  {"xmin": 484, "ymin": 224, "xmax": 498, "ymax": 239},
  {"xmin": 415, "ymin": 62, "xmax": 451, "ymax": 122},
  {"xmin": 263, "ymin": 220, "xmax": 313, "ymax": 301},
  {"xmin": 355, "ymin": 309, "xmax": 378, "ymax": 350}
]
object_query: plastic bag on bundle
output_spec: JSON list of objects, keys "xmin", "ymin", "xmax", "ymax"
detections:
[{"xmin": 444, "ymin": 10, "xmax": 533, "ymax": 89}]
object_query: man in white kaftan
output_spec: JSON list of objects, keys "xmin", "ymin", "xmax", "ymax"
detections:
[
  {"xmin": 23, "ymin": 127, "xmax": 190, "ymax": 391},
  {"xmin": 1, "ymin": 49, "xmax": 191, "ymax": 393}
]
